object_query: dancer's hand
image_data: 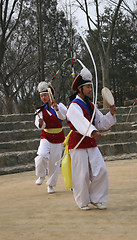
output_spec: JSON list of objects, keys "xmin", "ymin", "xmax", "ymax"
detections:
[
  {"xmin": 110, "ymin": 105, "xmax": 116, "ymax": 115},
  {"xmin": 52, "ymin": 102, "xmax": 59, "ymax": 111},
  {"xmin": 39, "ymin": 118, "xmax": 44, "ymax": 128},
  {"xmin": 91, "ymin": 130, "xmax": 101, "ymax": 141}
]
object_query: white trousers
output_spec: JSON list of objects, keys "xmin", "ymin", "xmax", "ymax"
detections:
[
  {"xmin": 35, "ymin": 139, "xmax": 63, "ymax": 187},
  {"xmin": 70, "ymin": 147, "xmax": 109, "ymax": 208}
]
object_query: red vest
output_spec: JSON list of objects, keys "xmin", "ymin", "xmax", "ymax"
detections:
[
  {"xmin": 40, "ymin": 108, "xmax": 65, "ymax": 143},
  {"xmin": 67, "ymin": 101, "xmax": 97, "ymax": 149}
]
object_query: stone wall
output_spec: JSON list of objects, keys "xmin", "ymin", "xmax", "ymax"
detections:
[{"xmin": 0, "ymin": 106, "xmax": 137, "ymax": 175}]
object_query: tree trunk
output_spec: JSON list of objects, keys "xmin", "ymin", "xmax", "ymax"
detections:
[
  {"xmin": 101, "ymin": 56, "xmax": 110, "ymax": 88},
  {"xmin": 0, "ymin": 38, "xmax": 6, "ymax": 67},
  {"xmin": 100, "ymin": 54, "xmax": 110, "ymax": 107},
  {"xmin": 36, "ymin": 0, "xmax": 45, "ymax": 81},
  {"xmin": 4, "ymin": 97, "xmax": 13, "ymax": 114}
]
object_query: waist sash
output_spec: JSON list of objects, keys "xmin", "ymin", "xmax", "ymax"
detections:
[{"xmin": 44, "ymin": 128, "xmax": 63, "ymax": 134}]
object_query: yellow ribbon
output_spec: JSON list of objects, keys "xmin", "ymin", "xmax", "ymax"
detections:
[
  {"xmin": 61, "ymin": 130, "xmax": 73, "ymax": 190},
  {"xmin": 63, "ymin": 130, "xmax": 73, "ymax": 147},
  {"xmin": 44, "ymin": 128, "xmax": 62, "ymax": 134}
]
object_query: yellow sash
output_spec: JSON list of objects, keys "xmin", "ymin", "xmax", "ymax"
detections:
[
  {"xmin": 44, "ymin": 128, "xmax": 62, "ymax": 134},
  {"xmin": 61, "ymin": 130, "xmax": 73, "ymax": 190}
]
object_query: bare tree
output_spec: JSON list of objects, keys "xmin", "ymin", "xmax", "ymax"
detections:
[
  {"xmin": 0, "ymin": 0, "xmax": 40, "ymax": 114},
  {"xmin": 0, "ymin": 0, "xmax": 24, "ymax": 113},
  {"xmin": 36, "ymin": 0, "xmax": 45, "ymax": 81},
  {"xmin": 0, "ymin": 0, "xmax": 23, "ymax": 66},
  {"xmin": 0, "ymin": 0, "xmax": 77, "ymax": 113},
  {"xmin": 75, "ymin": 0, "xmax": 124, "ymax": 89}
]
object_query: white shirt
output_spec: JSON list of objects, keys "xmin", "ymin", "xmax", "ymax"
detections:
[{"xmin": 66, "ymin": 96, "xmax": 116, "ymax": 137}]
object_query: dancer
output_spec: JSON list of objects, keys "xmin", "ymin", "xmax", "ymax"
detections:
[
  {"xmin": 66, "ymin": 67, "xmax": 116, "ymax": 210},
  {"xmin": 34, "ymin": 81, "xmax": 67, "ymax": 193}
]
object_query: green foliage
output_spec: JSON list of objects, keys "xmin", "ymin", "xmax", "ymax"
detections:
[
  {"xmin": 0, "ymin": 1, "xmax": 136, "ymax": 113},
  {"xmin": 110, "ymin": 11, "xmax": 137, "ymax": 106},
  {"xmin": 0, "ymin": 0, "xmax": 79, "ymax": 113},
  {"xmin": 82, "ymin": 7, "xmax": 137, "ymax": 107}
]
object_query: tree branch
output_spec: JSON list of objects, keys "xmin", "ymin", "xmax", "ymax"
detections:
[
  {"xmin": 6, "ymin": 0, "xmax": 23, "ymax": 41},
  {"xmin": 75, "ymin": 0, "xmax": 98, "ymax": 29},
  {"xmin": 107, "ymin": 0, "xmax": 123, "ymax": 54}
]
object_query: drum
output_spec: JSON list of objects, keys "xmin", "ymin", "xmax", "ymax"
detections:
[{"xmin": 102, "ymin": 87, "xmax": 115, "ymax": 107}]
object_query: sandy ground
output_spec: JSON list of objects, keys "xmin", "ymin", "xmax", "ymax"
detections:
[{"xmin": 0, "ymin": 159, "xmax": 137, "ymax": 240}]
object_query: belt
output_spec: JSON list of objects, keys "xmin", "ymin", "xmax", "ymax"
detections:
[{"xmin": 44, "ymin": 128, "xmax": 62, "ymax": 134}]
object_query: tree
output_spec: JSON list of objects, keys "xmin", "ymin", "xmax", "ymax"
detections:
[
  {"xmin": 36, "ymin": 0, "xmax": 45, "ymax": 81},
  {"xmin": 74, "ymin": 3, "xmax": 137, "ymax": 107},
  {"xmin": 0, "ymin": 0, "xmax": 39, "ymax": 113},
  {"xmin": 75, "ymin": 0, "xmax": 124, "ymax": 89},
  {"xmin": 109, "ymin": 10, "xmax": 137, "ymax": 106},
  {"xmin": 0, "ymin": 0, "xmax": 79, "ymax": 113},
  {"xmin": 0, "ymin": 0, "xmax": 23, "ymax": 66},
  {"xmin": 82, "ymin": 7, "xmax": 137, "ymax": 106},
  {"xmin": 38, "ymin": 0, "xmax": 81, "ymax": 106},
  {"xmin": 0, "ymin": 0, "xmax": 26, "ymax": 113}
]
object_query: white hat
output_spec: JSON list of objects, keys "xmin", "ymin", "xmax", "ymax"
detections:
[
  {"xmin": 72, "ymin": 67, "xmax": 93, "ymax": 91},
  {"xmin": 37, "ymin": 81, "xmax": 55, "ymax": 95}
]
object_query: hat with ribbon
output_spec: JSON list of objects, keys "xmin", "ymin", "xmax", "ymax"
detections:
[{"xmin": 72, "ymin": 67, "xmax": 93, "ymax": 91}]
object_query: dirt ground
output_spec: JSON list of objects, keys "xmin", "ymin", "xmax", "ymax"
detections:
[{"xmin": 0, "ymin": 159, "xmax": 137, "ymax": 240}]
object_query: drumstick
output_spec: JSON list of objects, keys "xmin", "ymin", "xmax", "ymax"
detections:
[
  {"xmin": 48, "ymin": 88, "xmax": 58, "ymax": 111},
  {"xmin": 100, "ymin": 130, "xmax": 111, "ymax": 136},
  {"xmin": 32, "ymin": 104, "xmax": 40, "ymax": 119},
  {"xmin": 48, "ymin": 88, "xmax": 55, "ymax": 103}
]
